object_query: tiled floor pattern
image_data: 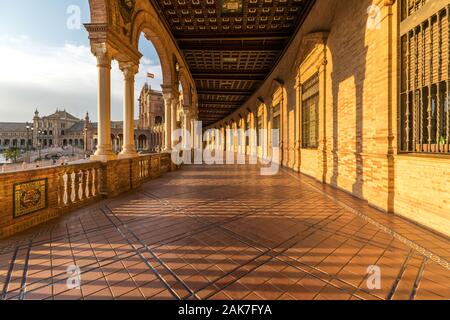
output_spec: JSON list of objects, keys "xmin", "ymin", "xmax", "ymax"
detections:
[{"xmin": 0, "ymin": 164, "xmax": 449, "ymax": 300}]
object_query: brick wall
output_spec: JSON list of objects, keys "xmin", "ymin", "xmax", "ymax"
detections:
[
  {"xmin": 395, "ymin": 156, "xmax": 450, "ymax": 236},
  {"xmin": 0, "ymin": 153, "xmax": 173, "ymax": 239},
  {"xmin": 215, "ymin": 0, "xmax": 450, "ymax": 237}
]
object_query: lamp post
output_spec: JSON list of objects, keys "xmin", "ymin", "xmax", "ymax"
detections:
[
  {"xmin": 37, "ymin": 130, "xmax": 42, "ymax": 161},
  {"xmin": 84, "ymin": 128, "xmax": 88, "ymax": 155},
  {"xmin": 26, "ymin": 122, "xmax": 31, "ymax": 163}
]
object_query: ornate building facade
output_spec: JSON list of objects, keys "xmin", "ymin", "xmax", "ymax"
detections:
[
  {"xmin": 0, "ymin": 109, "xmax": 85, "ymax": 151},
  {"xmin": 0, "ymin": 85, "xmax": 165, "ymax": 153},
  {"xmin": 138, "ymin": 83, "xmax": 164, "ymax": 129},
  {"xmin": 137, "ymin": 83, "xmax": 165, "ymax": 150}
]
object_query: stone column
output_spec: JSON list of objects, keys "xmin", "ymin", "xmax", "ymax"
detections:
[
  {"xmin": 221, "ymin": 127, "xmax": 226, "ymax": 151},
  {"xmin": 91, "ymin": 44, "xmax": 116, "ymax": 162},
  {"xmin": 162, "ymin": 91, "xmax": 173, "ymax": 152},
  {"xmin": 119, "ymin": 62, "xmax": 139, "ymax": 159},
  {"xmin": 215, "ymin": 128, "xmax": 220, "ymax": 151},
  {"xmin": 183, "ymin": 108, "xmax": 191, "ymax": 150},
  {"xmin": 171, "ymin": 93, "xmax": 179, "ymax": 147},
  {"xmin": 251, "ymin": 110, "xmax": 257, "ymax": 158},
  {"xmin": 233, "ymin": 121, "xmax": 238, "ymax": 153},
  {"xmin": 240, "ymin": 117, "xmax": 246, "ymax": 155}
]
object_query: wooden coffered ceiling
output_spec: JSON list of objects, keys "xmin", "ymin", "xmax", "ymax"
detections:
[{"xmin": 150, "ymin": 0, "xmax": 316, "ymax": 126}]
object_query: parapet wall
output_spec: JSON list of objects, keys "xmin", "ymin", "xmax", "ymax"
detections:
[{"xmin": 0, "ymin": 153, "xmax": 172, "ymax": 239}]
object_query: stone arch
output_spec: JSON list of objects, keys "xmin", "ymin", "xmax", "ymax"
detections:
[
  {"xmin": 130, "ymin": 10, "xmax": 175, "ymax": 87},
  {"xmin": 295, "ymin": 31, "xmax": 333, "ymax": 182},
  {"xmin": 179, "ymin": 67, "xmax": 192, "ymax": 106},
  {"xmin": 138, "ymin": 134, "xmax": 148, "ymax": 150},
  {"xmin": 87, "ymin": 0, "xmax": 110, "ymax": 24}
]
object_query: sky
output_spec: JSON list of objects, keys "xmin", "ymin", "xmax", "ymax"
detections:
[{"xmin": 0, "ymin": 0, "xmax": 163, "ymax": 122}]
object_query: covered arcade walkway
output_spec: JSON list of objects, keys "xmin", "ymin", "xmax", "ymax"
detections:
[{"xmin": 0, "ymin": 164, "xmax": 449, "ymax": 300}]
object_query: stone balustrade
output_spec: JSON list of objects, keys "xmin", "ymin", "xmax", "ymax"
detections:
[{"xmin": 0, "ymin": 153, "xmax": 172, "ymax": 239}]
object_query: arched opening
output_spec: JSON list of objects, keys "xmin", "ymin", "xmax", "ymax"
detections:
[
  {"xmin": 110, "ymin": 134, "xmax": 116, "ymax": 153},
  {"xmin": 118, "ymin": 134, "xmax": 123, "ymax": 149},
  {"xmin": 134, "ymin": 33, "xmax": 164, "ymax": 138},
  {"xmin": 137, "ymin": 134, "xmax": 147, "ymax": 150}
]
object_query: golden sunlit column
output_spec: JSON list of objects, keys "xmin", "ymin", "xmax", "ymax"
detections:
[
  {"xmin": 221, "ymin": 127, "xmax": 225, "ymax": 151},
  {"xmin": 240, "ymin": 117, "xmax": 246, "ymax": 155},
  {"xmin": 190, "ymin": 109, "xmax": 198, "ymax": 160},
  {"xmin": 183, "ymin": 108, "xmax": 191, "ymax": 149},
  {"xmin": 119, "ymin": 62, "xmax": 139, "ymax": 158},
  {"xmin": 233, "ymin": 121, "xmax": 238, "ymax": 153},
  {"xmin": 191, "ymin": 117, "xmax": 196, "ymax": 150},
  {"xmin": 216, "ymin": 127, "xmax": 221, "ymax": 151},
  {"xmin": 91, "ymin": 43, "xmax": 116, "ymax": 162},
  {"xmin": 171, "ymin": 92, "xmax": 179, "ymax": 147},
  {"xmin": 162, "ymin": 89, "xmax": 173, "ymax": 152},
  {"xmin": 251, "ymin": 110, "xmax": 257, "ymax": 158}
]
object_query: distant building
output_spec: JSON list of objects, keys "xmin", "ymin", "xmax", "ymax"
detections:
[
  {"xmin": 138, "ymin": 83, "xmax": 164, "ymax": 130},
  {"xmin": 0, "ymin": 85, "xmax": 165, "ymax": 153}
]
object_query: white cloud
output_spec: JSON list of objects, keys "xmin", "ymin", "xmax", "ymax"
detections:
[{"xmin": 0, "ymin": 35, "xmax": 163, "ymax": 122}]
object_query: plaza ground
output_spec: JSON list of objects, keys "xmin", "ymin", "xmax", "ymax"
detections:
[{"xmin": 0, "ymin": 164, "xmax": 449, "ymax": 300}]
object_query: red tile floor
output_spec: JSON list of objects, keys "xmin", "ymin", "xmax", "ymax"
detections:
[{"xmin": 0, "ymin": 164, "xmax": 449, "ymax": 300}]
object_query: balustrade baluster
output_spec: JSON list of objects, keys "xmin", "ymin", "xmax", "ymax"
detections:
[
  {"xmin": 85, "ymin": 169, "xmax": 91, "ymax": 199},
  {"xmin": 66, "ymin": 171, "xmax": 74, "ymax": 205},
  {"xmin": 57, "ymin": 169, "xmax": 65, "ymax": 207},
  {"xmin": 78, "ymin": 170, "xmax": 85, "ymax": 202},
  {"xmin": 91, "ymin": 168, "xmax": 97, "ymax": 196}
]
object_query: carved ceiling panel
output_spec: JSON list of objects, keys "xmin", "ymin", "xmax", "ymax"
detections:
[{"xmin": 150, "ymin": 0, "xmax": 315, "ymax": 125}]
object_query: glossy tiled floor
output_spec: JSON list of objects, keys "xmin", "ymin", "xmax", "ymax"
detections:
[{"xmin": 0, "ymin": 164, "xmax": 449, "ymax": 300}]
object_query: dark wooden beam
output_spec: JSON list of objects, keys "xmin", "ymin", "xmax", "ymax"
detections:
[
  {"xmin": 199, "ymin": 101, "xmax": 242, "ymax": 106},
  {"xmin": 199, "ymin": 108, "xmax": 238, "ymax": 113},
  {"xmin": 198, "ymin": 90, "xmax": 252, "ymax": 96},
  {"xmin": 193, "ymin": 73, "xmax": 265, "ymax": 81},
  {"xmin": 180, "ymin": 44, "xmax": 284, "ymax": 52},
  {"xmin": 176, "ymin": 34, "xmax": 291, "ymax": 41},
  {"xmin": 200, "ymin": 108, "xmax": 239, "ymax": 112},
  {"xmin": 199, "ymin": 117, "xmax": 223, "ymax": 119},
  {"xmin": 199, "ymin": 112, "xmax": 231, "ymax": 116}
]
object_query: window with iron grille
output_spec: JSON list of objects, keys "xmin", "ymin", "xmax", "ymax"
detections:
[
  {"xmin": 399, "ymin": 1, "xmax": 449, "ymax": 153},
  {"xmin": 302, "ymin": 72, "xmax": 319, "ymax": 149}
]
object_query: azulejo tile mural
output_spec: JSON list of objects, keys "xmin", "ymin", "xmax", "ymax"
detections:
[{"xmin": 13, "ymin": 179, "xmax": 47, "ymax": 218}]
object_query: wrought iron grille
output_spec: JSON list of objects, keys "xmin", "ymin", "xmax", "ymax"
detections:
[
  {"xmin": 399, "ymin": 2, "xmax": 449, "ymax": 153},
  {"xmin": 302, "ymin": 72, "xmax": 319, "ymax": 149}
]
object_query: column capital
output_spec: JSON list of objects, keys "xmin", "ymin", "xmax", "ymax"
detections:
[
  {"xmin": 91, "ymin": 42, "xmax": 112, "ymax": 68},
  {"xmin": 119, "ymin": 61, "xmax": 139, "ymax": 79},
  {"xmin": 182, "ymin": 105, "xmax": 191, "ymax": 114},
  {"xmin": 162, "ymin": 91, "xmax": 173, "ymax": 102},
  {"xmin": 383, "ymin": 0, "xmax": 395, "ymax": 6},
  {"xmin": 171, "ymin": 90, "xmax": 180, "ymax": 101},
  {"xmin": 161, "ymin": 84, "xmax": 177, "ymax": 93}
]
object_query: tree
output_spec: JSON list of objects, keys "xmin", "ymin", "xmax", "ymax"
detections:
[{"xmin": 3, "ymin": 148, "xmax": 21, "ymax": 163}]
